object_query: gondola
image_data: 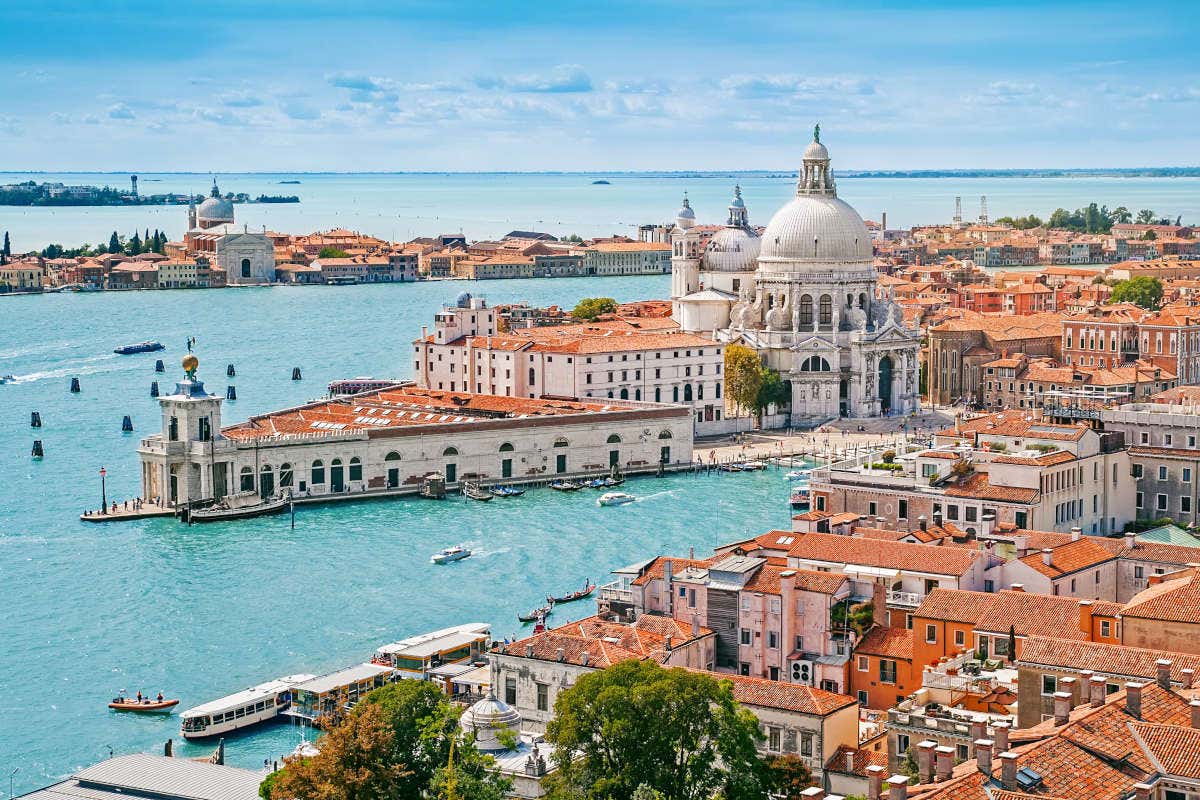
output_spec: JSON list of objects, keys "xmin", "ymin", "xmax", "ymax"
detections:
[
  {"xmin": 463, "ymin": 482, "xmax": 493, "ymax": 502},
  {"xmin": 518, "ymin": 600, "xmax": 554, "ymax": 623},
  {"xmin": 490, "ymin": 485, "xmax": 526, "ymax": 497},
  {"xmin": 547, "ymin": 582, "xmax": 595, "ymax": 604},
  {"xmin": 549, "ymin": 480, "xmax": 582, "ymax": 491}
]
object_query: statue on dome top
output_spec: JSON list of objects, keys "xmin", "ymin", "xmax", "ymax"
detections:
[{"xmin": 814, "ymin": 123, "xmax": 820, "ymax": 143}]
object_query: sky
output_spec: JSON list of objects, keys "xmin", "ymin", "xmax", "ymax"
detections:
[{"xmin": 2, "ymin": 0, "xmax": 1199, "ymax": 172}]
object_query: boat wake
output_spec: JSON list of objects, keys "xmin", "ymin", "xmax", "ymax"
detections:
[
  {"xmin": 9, "ymin": 353, "xmax": 123, "ymax": 383},
  {"xmin": 635, "ymin": 490, "xmax": 675, "ymax": 503}
]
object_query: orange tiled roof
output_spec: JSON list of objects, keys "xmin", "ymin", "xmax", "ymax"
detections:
[
  {"xmin": 1121, "ymin": 568, "xmax": 1200, "ymax": 623},
  {"xmin": 913, "ymin": 588, "xmax": 996, "ymax": 625},
  {"xmin": 501, "ymin": 614, "xmax": 711, "ymax": 668},
  {"xmin": 1018, "ymin": 538, "xmax": 1118, "ymax": 579},
  {"xmin": 719, "ymin": 672, "xmax": 856, "ymax": 716},
  {"xmin": 1131, "ymin": 723, "xmax": 1200, "ymax": 779},
  {"xmin": 855, "ymin": 625, "xmax": 913, "ymax": 660},
  {"xmin": 1017, "ymin": 635, "xmax": 1200, "ymax": 685},
  {"xmin": 787, "ymin": 532, "xmax": 980, "ymax": 577},
  {"xmin": 975, "ymin": 590, "xmax": 1090, "ymax": 639},
  {"xmin": 824, "ymin": 744, "xmax": 889, "ymax": 776},
  {"xmin": 943, "ymin": 473, "xmax": 1040, "ymax": 504}
]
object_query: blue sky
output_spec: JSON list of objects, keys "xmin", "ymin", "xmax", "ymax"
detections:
[{"xmin": 1, "ymin": 0, "xmax": 1198, "ymax": 171}]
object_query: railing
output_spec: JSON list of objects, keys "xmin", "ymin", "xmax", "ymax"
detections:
[
  {"xmin": 598, "ymin": 581, "xmax": 633, "ymax": 604},
  {"xmin": 886, "ymin": 590, "xmax": 923, "ymax": 608}
]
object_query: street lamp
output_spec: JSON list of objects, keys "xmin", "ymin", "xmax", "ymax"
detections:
[
  {"xmin": 10, "ymin": 767, "xmax": 19, "ymax": 800},
  {"xmin": 100, "ymin": 467, "xmax": 108, "ymax": 514}
]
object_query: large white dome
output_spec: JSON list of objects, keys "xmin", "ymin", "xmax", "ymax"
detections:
[
  {"xmin": 758, "ymin": 195, "xmax": 872, "ymax": 267},
  {"xmin": 704, "ymin": 226, "xmax": 760, "ymax": 272}
]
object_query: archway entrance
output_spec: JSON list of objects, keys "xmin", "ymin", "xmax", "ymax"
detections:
[
  {"xmin": 878, "ymin": 356, "xmax": 894, "ymax": 414},
  {"xmin": 839, "ymin": 379, "xmax": 849, "ymax": 417},
  {"xmin": 330, "ymin": 459, "xmax": 345, "ymax": 492}
]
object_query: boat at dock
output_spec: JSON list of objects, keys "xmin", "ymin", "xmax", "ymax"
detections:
[
  {"xmin": 371, "ymin": 623, "xmax": 490, "ymax": 678},
  {"xmin": 109, "ymin": 696, "xmax": 179, "ymax": 713},
  {"xmin": 489, "ymin": 485, "xmax": 526, "ymax": 498},
  {"xmin": 180, "ymin": 674, "xmax": 314, "ymax": 739},
  {"xmin": 547, "ymin": 581, "xmax": 595, "ymax": 604},
  {"xmin": 789, "ymin": 486, "xmax": 811, "ymax": 511},
  {"xmin": 549, "ymin": 479, "xmax": 582, "ymax": 491},
  {"xmin": 431, "ymin": 545, "xmax": 471, "ymax": 564},
  {"xmin": 327, "ymin": 377, "xmax": 403, "ymax": 396},
  {"xmin": 114, "ymin": 341, "xmax": 165, "ymax": 355},
  {"xmin": 285, "ymin": 663, "xmax": 401, "ymax": 728},
  {"xmin": 785, "ymin": 469, "xmax": 811, "ymax": 481},
  {"xmin": 518, "ymin": 600, "xmax": 554, "ymax": 623},
  {"xmin": 598, "ymin": 491, "xmax": 636, "ymax": 507},
  {"xmin": 186, "ymin": 490, "xmax": 290, "ymax": 523},
  {"xmin": 462, "ymin": 482, "xmax": 493, "ymax": 502}
]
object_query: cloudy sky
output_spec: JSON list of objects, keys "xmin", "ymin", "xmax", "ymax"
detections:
[{"xmin": 2, "ymin": 0, "xmax": 1198, "ymax": 171}]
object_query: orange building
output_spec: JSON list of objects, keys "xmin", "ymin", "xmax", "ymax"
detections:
[{"xmin": 850, "ymin": 625, "xmax": 914, "ymax": 710}]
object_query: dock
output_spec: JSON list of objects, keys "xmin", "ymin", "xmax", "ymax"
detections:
[{"xmin": 80, "ymin": 501, "xmax": 174, "ymax": 523}]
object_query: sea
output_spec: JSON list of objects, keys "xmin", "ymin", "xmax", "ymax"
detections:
[
  {"xmin": 2, "ymin": 171, "xmax": 1200, "ymax": 251},
  {"xmin": 0, "ymin": 277, "xmax": 799, "ymax": 793}
]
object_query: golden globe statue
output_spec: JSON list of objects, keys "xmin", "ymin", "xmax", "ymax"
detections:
[{"xmin": 182, "ymin": 353, "xmax": 199, "ymax": 380}]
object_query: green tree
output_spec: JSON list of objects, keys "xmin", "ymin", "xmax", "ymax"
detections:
[
  {"xmin": 1143, "ymin": 229, "xmax": 1158, "ymax": 241},
  {"xmin": 545, "ymin": 660, "xmax": 768, "ymax": 800},
  {"xmin": 318, "ymin": 246, "xmax": 351, "ymax": 259},
  {"xmin": 1109, "ymin": 276, "xmax": 1163, "ymax": 310},
  {"xmin": 755, "ymin": 367, "xmax": 790, "ymax": 417},
  {"xmin": 1111, "ymin": 206, "xmax": 1132, "ymax": 224},
  {"xmin": 108, "ymin": 231, "xmax": 121, "ymax": 253},
  {"xmin": 1, "ymin": 230, "xmax": 10, "ymax": 264},
  {"xmin": 429, "ymin": 736, "xmax": 511, "ymax": 800},
  {"xmin": 764, "ymin": 754, "xmax": 815, "ymax": 798},
  {"xmin": 128, "ymin": 231, "xmax": 142, "ymax": 255},
  {"xmin": 1137, "ymin": 209, "xmax": 1157, "ymax": 224},
  {"xmin": 724, "ymin": 343, "xmax": 763, "ymax": 429},
  {"xmin": 571, "ymin": 296, "xmax": 618, "ymax": 320}
]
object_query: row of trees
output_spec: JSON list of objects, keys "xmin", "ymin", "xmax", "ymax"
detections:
[
  {"xmin": 725, "ymin": 344, "xmax": 790, "ymax": 424},
  {"xmin": 264, "ymin": 661, "xmax": 820, "ymax": 800},
  {"xmin": 38, "ymin": 229, "xmax": 170, "ymax": 260},
  {"xmin": 995, "ymin": 205, "xmax": 1185, "ymax": 235}
]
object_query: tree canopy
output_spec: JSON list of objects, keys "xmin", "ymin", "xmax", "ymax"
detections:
[
  {"xmin": 1109, "ymin": 276, "xmax": 1163, "ymax": 310},
  {"xmin": 544, "ymin": 660, "xmax": 769, "ymax": 800},
  {"xmin": 724, "ymin": 343, "xmax": 764, "ymax": 416},
  {"xmin": 318, "ymin": 246, "xmax": 351, "ymax": 259},
  {"xmin": 571, "ymin": 297, "xmax": 618, "ymax": 320}
]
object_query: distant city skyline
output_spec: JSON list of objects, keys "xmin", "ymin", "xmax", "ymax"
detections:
[{"xmin": 3, "ymin": 0, "xmax": 1199, "ymax": 172}]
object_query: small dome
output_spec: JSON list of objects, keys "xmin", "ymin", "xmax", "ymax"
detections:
[
  {"xmin": 802, "ymin": 140, "xmax": 830, "ymax": 162},
  {"xmin": 197, "ymin": 196, "xmax": 234, "ymax": 224},
  {"xmin": 455, "ymin": 291, "xmax": 472, "ymax": 308},
  {"xmin": 703, "ymin": 226, "xmax": 760, "ymax": 273},
  {"xmin": 460, "ymin": 695, "xmax": 522, "ymax": 752},
  {"xmin": 729, "ymin": 185, "xmax": 745, "ymax": 209}
]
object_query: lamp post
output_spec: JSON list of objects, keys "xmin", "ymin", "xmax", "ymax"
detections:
[
  {"xmin": 100, "ymin": 467, "xmax": 107, "ymax": 513},
  {"xmin": 10, "ymin": 767, "xmax": 19, "ymax": 800}
]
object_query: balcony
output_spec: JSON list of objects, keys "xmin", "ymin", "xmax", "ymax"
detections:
[
  {"xmin": 886, "ymin": 590, "xmax": 923, "ymax": 608},
  {"xmin": 598, "ymin": 580, "xmax": 633, "ymax": 604}
]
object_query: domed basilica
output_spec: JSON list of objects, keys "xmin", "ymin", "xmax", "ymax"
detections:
[{"xmin": 671, "ymin": 129, "xmax": 920, "ymax": 422}]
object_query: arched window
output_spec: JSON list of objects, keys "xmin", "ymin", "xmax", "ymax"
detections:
[
  {"xmin": 659, "ymin": 430, "xmax": 673, "ymax": 439},
  {"xmin": 384, "ymin": 452, "xmax": 401, "ymax": 488},
  {"xmin": 349, "ymin": 456, "xmax": 363, "ymax": 482},
  {"xmin": 499, "ymin": 442, "xmax": 514, "ymax": 452},
  {"xmin": 799, "ymin": 294, "xmax": 813, "ymax": 328},
  {"xmin": 619, "ymin": 388, "xmax": 629, "ymax": 399},
  {"xmin": 385, "ymin": 451, "xmax": 401, "ymax": 462},
  {"xmin": 607, "ymin": 434, "xmax": 622, "ymax": 444},
  {"xmin": 683, "ymin": 384, "xmax": 693, "ymax": 402},
  {"xmin": 280, "ymin": 463, "xmax": 293, "ymax": 487},
  {"xmin": 311, "ymin": 460, "xmax": 325, "ymax": 484},
  {"xmin": 241, "ymin": 258, "xmax": 251, "ymax": 279},
  {"xmin": 240, "ymin": 466, "xmax": 254, "ymax": 491},
  {"xmin": 697, "ymin": 384, "xmax": 704, "ymax": 400},
  {"xmin": 655, "ymin": 387, "xmax": 661, "ymax": 402},
  {"xmin": 673, "ymin": 385, "xmax": 680, "ymax": 402},
  {"xmin": 528, "ymin": 367, "xmax": 536, "ymax": 386},
  {"xmin": 443, "ymin": 447, "xmax": 459, "ymax": 456},
  {"xmin": 635, "ymin": 389, "xmax": 641, "ymax": 401},
  {"xmin": 801, "ymin": 355, "xmax": 832, "ymax": 372},
  {"xmin": 819, "ymin": 294, "xmax": 832, "ymax": 325}
]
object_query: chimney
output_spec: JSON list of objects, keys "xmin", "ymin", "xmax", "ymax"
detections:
[
  {"xmin": 873, "ymin": 581, "xmax": 888, "ymax": 629},
  {"xmin": 1053, "ymin": 691, "xmax": 1072, "ymax": 725},
  {"xmin": 1009, "ymin": 583, "xmax": 1025, "ymax": 592},
  {"xmin": 919, "ymin": 515, "xmax": 928, "ymax": 532},
  {"xmin": 664, "ymin": 634, "xmax": 673, "ymax": 651},
  {"xmin": 917, "ymin": 740, "xmax": 937, "ymax": 784},
  {"xmin": 933, "ymin": 511, "xmax": 943, "ymax": 527},
  {"xmin": 999, "ymin": 751, "xmax": 1018, "ymax": 789},
  {"xmin": 968, "ymin": 717, "xmax": 986, "ymax": 743},
  {"xmin": 992, "ymin": 722, "xmax": 1010, "ymax": 753},
  {"xmin": 1060, "ymin": 676, "xmax": 1079, "ymax": 708},
  {"xmin": 1078, "ymin": 600, "xmax": 1093, "ymax": 635},
  {"xmin": 663, "ymin": 559, "xmax": 674, "ymax": 614},
  {"xmin": 799, "ymin": 788, "xmax": 825, "ymax": 800},
  {"xmin": 1070, "ymin": 526, "xmax": 1082, "ymax": 542},
  {"xmin": 1132, "ymin": 785, "xmax": 1152, "ymax": 800},
  {"xmin": 1089, "ymin": 674, "xmax": 1107, "ymax": 707},
  {"xmin": 1125, "ymin": 531, "xmax": 1136, "ymax": 549},
  {"xmin": 866, "ymin": 765, "xmax": 886, "ymax": 800},
  {"xmin": 581, "ymin": 651, "xmax": 589, "ymax": 667},
  {"xmin": 886, "ymin": 775, "xmax": 908, "ymax": 800},
  {"xmin": 1126, "ymin": 681, "xmax": 1145, "ymax": 719},
  {"xmin": 1189, "ymin": 698, "xmax": 1200, "ymax": 729},
  {"xmin": 556, "ymin": 647, "xmax": 565, "ymax": 662},
  {"xmin": 1156, "ymin": 659, "xmax": 1173, "ymax": 690},
  {"xmin": 1041, "ymin": 548, "xmax": 1054, "ymax": 567},
  {"xmin": 1012, "ymin": 534, "xmax": 1029, "ymax": 556},
  {"xmin": 525, "ymin": 644, "xmax": 534, "ymax": 658},
  {"xmin": 935, "ymin": 745, "xmax": 954, "ymax": 782},
  {"xmin": 845, "ymin": 749, "xmax": 856, "ymax": 773},
  {"xmin": 1181, "ymin": 668, "xmax": 1196, "ymax": 688},
  {"xmin": 974, "ymin": 739, "xmax": 993, "ymax": 774}
]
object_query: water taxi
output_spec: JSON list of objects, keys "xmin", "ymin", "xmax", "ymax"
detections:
[
  {"xmin": 598, "ymin": 491, "xmax": 636, "ymax": 507},
  {"xmin": 784, "ymin": 470, "xmax": 810, "ymax": 481},
  {"xmin": 431, "ymin": 545, "xmax": 472, "ymax": 564},
  {"xmin": 180, "ymin": 674, "xmax": 314, "ymax": 739},
  {"xmin": 114, "ymin": 341, "xmax": 165, "ymax": 355},
  {"xmin": 789, "ymin": 486, "xmax": 811, "ymax": 511},
  {"xmin": 371, "ymin": 623, "xmax": 490, "ymax": 678},
  {"xmin": 109, "ymin": 696, "xmax": 179, "ymax": 713}
]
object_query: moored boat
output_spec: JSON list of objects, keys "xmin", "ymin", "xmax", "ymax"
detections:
[
  {"xmin": 490, "ymin": 485, "xmax": 526, "ymax": 497},
  {"xmin": 547, "ymin": 581, "xmax": 595, "ymax": 604},
  {"xmin": 180, "ymin": 674, "xmax": 314, "ymax": 739},
  {"xmin": 789, "ymin": 486, "xmax": 811, "ymax": 511},
  {"xmin": 431, "ymin": 545, "xmax": 472, "ymax": 564},
  {"xmin": 463, "ymin": 482, "xmax": 493, "ymax": 502},
  {"xmin": 598, "ymin": 491, "xmax": 636, "ymax": 507},
  {"xmin": 327, "ymin": 377, "xmax": 403, "ymax": 396},
  {"xmin": 187, "ymin": 490, "xmax": 290, "ymax": 523},
  {"xmin": 109, "ymin": 696, "xmax": 179, "ymax": 713},
  {"xmin": 549, "ymin": 479, "xmax": 582, "ymax": 491},
  {"xmin": 114, "ymin": 341, "xmax": 165, "ymax": 355}
]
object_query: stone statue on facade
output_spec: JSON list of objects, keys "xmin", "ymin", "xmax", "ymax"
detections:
[{"xmin": 765, "ymin": 293, "xmax": 790, "ymax": 331}]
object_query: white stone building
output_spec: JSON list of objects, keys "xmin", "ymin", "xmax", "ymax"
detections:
[
  {"xmin": 137, "ymin": 359, "xmax": 693, "ymax": 507},
  {"xmin": 183, "ymin": 181, "xmax": 275, "ymax": 285},
  {"xmin": 671, "ymin": 130, "xmax": 921, "ymax": 424}
]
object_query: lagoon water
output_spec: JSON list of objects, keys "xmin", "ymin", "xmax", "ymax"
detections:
[
  {"xmin": 0, "ymin": 277, "xmax": 798, "ymax": 792},
  {"xmin": 3, "ymin": 171, "xmax": 1200, "ymax": 251}
]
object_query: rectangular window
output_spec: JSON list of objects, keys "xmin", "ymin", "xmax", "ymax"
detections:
[
  {"xmin": 800, "ymin": 733, "xmax": 813, "ymax": 758},
  {"xmin": 1136, "ymin": 492, "xmax": 1144, "ymax": 509},
  {"xmin": 536, "ymin": 683, "xmax": 548, "ymax": 712},
  {"xmin": 504, "ymin": 677, "xmax": 517, "ymax": 706},
  {"xmin": 768, "ymin": 631, "xmax": 778, "ymax": 649},
  {"xmin": 898, "ymin": 499, "xmax": 908, "ymax": 519},
  {"xmin": 1157, "ymin": 494, "xmax": 1168, "ymax": 511},
  {"xmin": 925, "ymin": 624, "xmax": 937, "ymax": 644},
  {"xmin": 1041, "ymin": 674, "xmax": 1057, "ymax": 696},
  {"xmin": 954, "ymin": 629, "xmax": 965, "ymax": 647},
  {"xmin": 879, "ymin": 659, "xmax": 897, "ymax": 684},
  {"xmin": 1186, "ymin": 468, "xmax": 1193, "ymax": 483},
  {"xmin": 740, "ymin": 628, "xmax": 751, "ymax": 646},
  {"xmin": 857, "ymin": 655, "xmax": 869, "ymax": 672},
  {"xmin": 868, "ymin": 501, "xmax": 877, "ymax": 516},
  {"xmin": 1100, "ymin": 620, "xmax": 1111, "ymax": 637},
  {"xmin": 1159, "ymin": 466, "xmax": 1168, "ymax": 480},
  {"xmin": 1184, "ymin": 496, "xmax": 1192, "ymax": 514},
  {"xmin": 768, "ymin": 727, "xmax": 781, "ymax": 752}
]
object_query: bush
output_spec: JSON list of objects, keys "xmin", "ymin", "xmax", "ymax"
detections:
[
  {"xmin": 870, "ymin": 462, "xmax": 905, "ymax": 471},
  {"xmin": 1028, "ymin": 443, "xmax": 1058, "ymax": 453},
  {"xmin": 880, "ymin": 449, "xmax": 897, "ymax": 464}
]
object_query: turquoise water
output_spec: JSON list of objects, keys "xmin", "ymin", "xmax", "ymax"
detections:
[
  {"xmin": 0, "ymin": 278, "xmax": 795, "ymax": 792},
  {"xmin": 3, "ymin": 171, "xmax": 1199, "ymax": 250}
]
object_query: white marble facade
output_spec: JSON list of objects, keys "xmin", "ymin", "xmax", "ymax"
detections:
[{"xmin": 671, "ymin": 130, "xmax": 920, "ymax": 423}]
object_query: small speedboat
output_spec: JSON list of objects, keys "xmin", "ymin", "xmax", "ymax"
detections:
[
  {"xmin": 790, "ymin": 486, "xmax": 811, "ymax": 510},
  {"xmin": 0, "ymin": 375, "xmax": 15, "ymax": 385},
  {"xmin": 490, "ymin": 485, "xmax": 526, "ymax": 498},
  {"xmin": 114, "ymin": 341, "xmax": 165, "ymax": 355},
  {"xmin": 109, "ymin": 696, "xmax": 179, "ymax": 713},
  {"xmin": 431, "ymin": 545, "xmax": 472, "ymax": 565},
  {"xmin": 719, "ymin": 463, "xmax": 743, "ymax": 472},
  {"xmin": 582, "ymin": 478, "xmax": 606, "ymax": 489},
  {"xmin": 602, "ymin": 476, "xmax": 625, "ymax": 487},
  {"xmin": 598, "ymin": 491, "xmax": 636, "ymax": 507},
  {"xmin": 549, "ymin": 480, "xmax": 582, "ymax": 491},
  {"xmin": 784, "ymin": 470, "xmax": 810, "ymax": 482}
]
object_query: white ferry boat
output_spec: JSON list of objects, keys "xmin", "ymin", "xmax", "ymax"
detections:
[{"xmin": 180, "ymin": 674, "xmax": 314, "ymax": 739}]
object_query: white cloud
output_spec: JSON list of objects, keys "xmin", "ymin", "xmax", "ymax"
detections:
[
  {"xmin": 475, "ymin": 64, "xmax": 592, "ymax": 93},
  {"xmin": 719, "ymin": 74, "xmax": 875, "ymax": 99},
  {"xmin": 281, "ymin": 101, "xmax": 320, "ymax": 121},
  {"xmin": 107, "ymin": 103, "xmax": 135, "ymax": 120}
]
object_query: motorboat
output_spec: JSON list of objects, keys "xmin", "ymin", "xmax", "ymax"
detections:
[
  {"xmin": 601, "ymin": 476, "xmax": 625, "ymax": 487},
  {"xmin": 598, "ymin": 491, "xmax": 636, "ymax": 507},
  {"xmin": 547, "ymin": 582, "xmax": 595, "ymax": 604},
  {"xmin": 463, "ymin": 482, "xmax": 493, "ymax": 502},
  {"xmin": 187, "ymin": 490, "xmax": 290, "ymax": 523},
  {"xmin": 490, "ymin": 485, "xmax": 526, "ymax": 498},
  {"xmin": 549, "ymin": 479, "xmax": 582, "ymax": 491},
  {"xmin": 0, "ymin": 375, "xmax": 15, "ymax": 384},
  {"xmin": 109, "ymin": 696, "xmax": 179, "ymax": 713},
  {"xmin": 518, "ymin": 600, "xmax": 554, "ymax": 623},
  {"xmin": 114, "ymin": 341, "xmax": 165, "ymax": 355},
  {"xmin": 431, "ymin": 545, "xmax": 472, "ymax": 565},
  {"xmin": 718, "ymin": 463, "xmax": 743, "ymax": 472},
  {"xmin": 789, "ymin": 486, "xmax": 811, "ymax": 511},
  {"xmin": 181, "ymin": 674, "xmax": 313, "ymax": 739},
  {"xmin": 784, "ymin": 470, "xmax": 810, "ymax": 482},
  {"xmin": 582, "ymin": 478, "xmax": 606, "ymax": 489}
]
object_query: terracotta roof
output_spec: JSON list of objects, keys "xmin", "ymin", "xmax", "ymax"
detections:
[
  {"xmin": 855, "ymin": 625, "xmax": 913, "ymax": 660},
  {"xmin": 975, "ymin": 590, "xmax": 1089, "ymax": 639},
  {"xmin": 718, "ymin": 672, "xmax": 857, "ymax": 716},
  {"xmin": 1121, "ymin": 568, "xmax": 1200, "ymax": 623},
  {"xmin": 943, "ymin": 472, "xmax": 1040, "ymax": 504},
  {"xmin": 1131, "ymin": 723, "xmax": 1200, "ymax": 779},
  {"xmin": 1018, "ymin": 538, "xmax": 1118, "ymax": 579},
  {"xmin": 630, "ymin": 555, "xmax": 719, "ymax": 587},
  {"xmin": 789, "ymin": 569, "xmax": 850, "ymax": 595},
  {"xmin": 1017, "ymin": 635, "xmax": 1200, "ymax": 684},
  {"xmin": 1118, "ymin": 540, "xmax": 1200, "ymax": 566},
  {"xmin": 913, "ymin": 588, "xmax": 996, "ymax": 625},
  {"xmin": 824, "ymin": 744, "xmax": 889, "ymax": 776},
  {"xmin": 787, "ymin": 532, "xmax": 980, "ymax": 577},
  {"xmin": 501, "ymin": 614, "xmax": 711, "ymax": 668}
]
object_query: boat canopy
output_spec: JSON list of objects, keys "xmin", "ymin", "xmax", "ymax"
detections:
[{"xmin": 181, "ymin": 674, "xmax": 314, "ymax": 717}]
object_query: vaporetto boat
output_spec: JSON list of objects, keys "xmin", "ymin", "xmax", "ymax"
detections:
[{"xmin": 180, "ymin": 674, "xmax": 314, "ymax": 739}]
